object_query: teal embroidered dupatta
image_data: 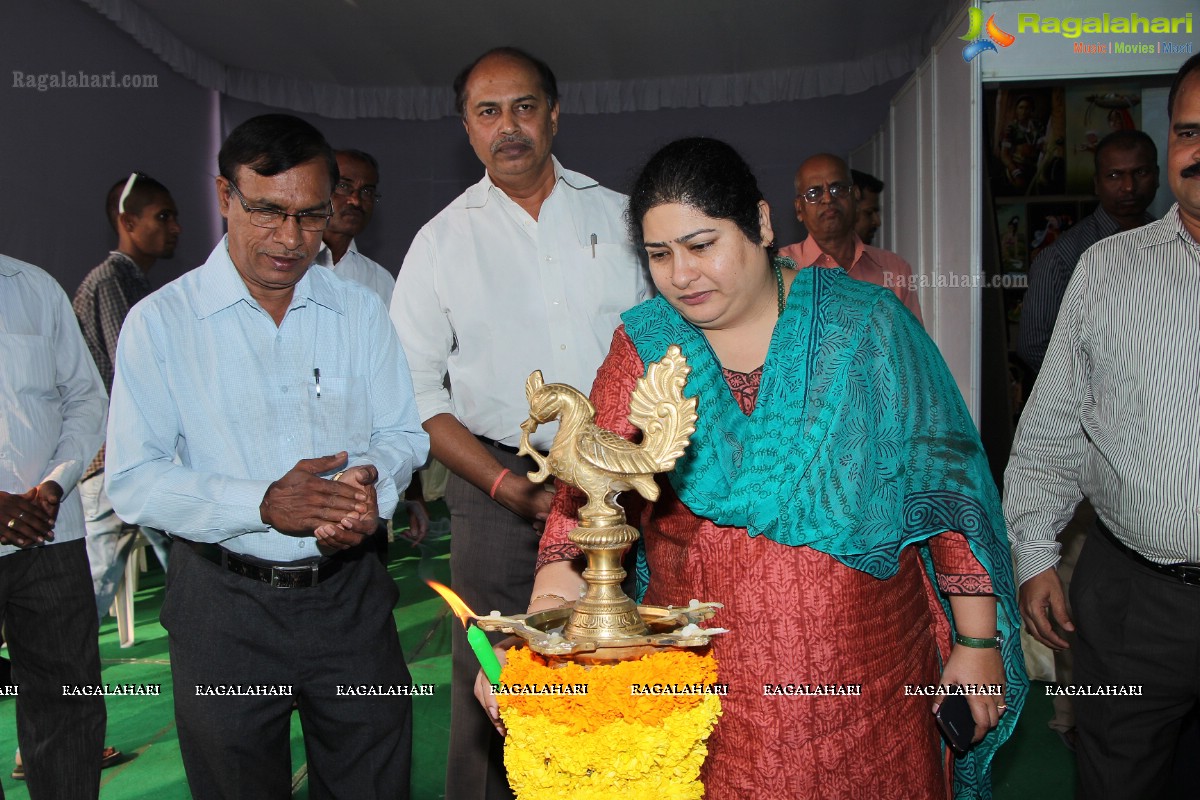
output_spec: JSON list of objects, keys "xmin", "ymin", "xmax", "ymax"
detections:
[{"xmin": 621, "ymin": 263, "xmax": 1027, "ymax": 799}]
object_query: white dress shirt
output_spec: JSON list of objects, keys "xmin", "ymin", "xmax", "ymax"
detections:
[
  {"xmin": 106, "ymin": 238, "xmax": 428, "ymax": 562},
  {"xmin": 0, "ymin": 255, "xmax": 107, "ymax": 556},
  {"xmin": 316, "ymin": 239, "xmax": 395, "ymax": 309},
  {"xmin": 1005, "ymin": 205, "xmax": 1200, "ymax": 585},
  {"xmin": 391, "ymin": 158, "xmax": 649, "ymax": 449}
]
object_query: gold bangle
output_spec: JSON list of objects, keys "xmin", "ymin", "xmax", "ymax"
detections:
[{"xmin": 528, "ymin": 593, "xmax": 570, "ymax": 610}]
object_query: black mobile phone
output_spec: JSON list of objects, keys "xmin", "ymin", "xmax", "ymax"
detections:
[{"xmin": 935, "ymin": 694, "xmax": 975, "ymax": 756}]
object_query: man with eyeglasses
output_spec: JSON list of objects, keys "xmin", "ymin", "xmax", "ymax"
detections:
[
  {"xmin": 781, "ymin": 153, "xmax": 923, "ymax": 324},
  {"xmin": 317, "ymin": 149, "xmax": 396, "ymax": 307},
  {"xmin": 106, "ymin": 113, "xmax": 428, "ymax": 797},
  {"xmin": 319, "ymin": 149, "xmax": 429, "ymax": 546}
]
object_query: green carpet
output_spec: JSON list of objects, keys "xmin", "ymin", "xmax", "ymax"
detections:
[{"xmin": 0, "ymin": 507, "xmax": 1074, "ymax": 798}]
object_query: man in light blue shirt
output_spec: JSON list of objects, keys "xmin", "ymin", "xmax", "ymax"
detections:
[
  {"xmin": 0, "ymin": 253, "xmax": 108, "ymax": 797},
  {"xmin": 106, "ymin": 114, "xmax": 428, "ymax": 797}
]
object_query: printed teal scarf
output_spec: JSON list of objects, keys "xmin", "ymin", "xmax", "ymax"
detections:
[{"xmin": 621, "ymin": 262, "xmax": 1027, "ymax": 800}]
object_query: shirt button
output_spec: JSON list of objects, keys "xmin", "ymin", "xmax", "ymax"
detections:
[
  {"xmin": 560, "ymin": 344, "xmax": 567, "ymax": 351},
  {"xmin": 281, "ymin": 386, "xmax": 288, "ymax": 393},
  {"xmin": 546, "ymin": 256, "xmax": 553, "ymax": 262}
]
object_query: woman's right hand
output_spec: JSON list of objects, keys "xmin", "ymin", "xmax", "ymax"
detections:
[{"xmin": 474, "ymin": 642, "xmax": 512, "ymax": 735}]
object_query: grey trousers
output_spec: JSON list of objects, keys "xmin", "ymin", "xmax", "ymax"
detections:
[
  {"xmin": 0, "ymin": 539, "xmax": 104, "ymax": 800},
  {"xmin": 163, "ymin": 541, "xmax": 412, "ymax": 799},
  {"xmin": 443, "ymin": 450, "xmax": 544, "ymax": 800},
  {"xmin": 1071, "ymin": 520, "xmax": 1200, "ymax": 799}
]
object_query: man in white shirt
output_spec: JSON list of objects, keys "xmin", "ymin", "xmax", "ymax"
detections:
[
  {"xmin": 0, "ymin": 254, "xmax": 108, "ymax": 798},
  {"xmin": 390, "ymin": 47, "xmax": 648, "ymax": 799},
  {"xmin": 318, "ymin": 149, "xmax": 395, "ymax": 307}
]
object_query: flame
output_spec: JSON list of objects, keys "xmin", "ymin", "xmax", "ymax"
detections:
[{"xmin": 425, "ymin": 580, "xmax": 475, "ymax": 627}]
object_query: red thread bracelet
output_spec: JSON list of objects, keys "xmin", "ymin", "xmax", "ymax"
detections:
[{"xmin": 489, "ymin": 468, "xmax": 511, "ymax": 500}]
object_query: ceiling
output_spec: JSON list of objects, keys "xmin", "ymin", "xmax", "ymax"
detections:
[{"xmin": 82, "ymin": 0, "xmax": 962, "ymax": 119}]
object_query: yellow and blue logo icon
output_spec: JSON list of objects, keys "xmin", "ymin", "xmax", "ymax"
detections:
[{"xmin": 962, "ymin": 8, "xmax": 1015, "ymax": 61}]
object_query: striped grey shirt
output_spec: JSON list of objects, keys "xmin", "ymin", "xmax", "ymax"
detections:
[
  {"xmin": 1004, "ymin": 204, "xmax": 1200, "ymax": 585},
  {"xmin": 1015, "ymin": 206, "xmax": 1155, "ymax": 374}
]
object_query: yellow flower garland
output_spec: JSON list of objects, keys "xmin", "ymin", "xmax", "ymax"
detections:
[{"xmin": 496, "ymin": 648, "xmax": 722, "ymax": 799}]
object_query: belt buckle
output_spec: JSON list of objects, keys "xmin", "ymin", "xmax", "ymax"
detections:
[
  {"xmin": 269, "ymin": 563, "xmax": 320, "ymax": 589},
  {"xmin": 1175, "ymin": 565, "xmax": 1200, "ymax": 587}
]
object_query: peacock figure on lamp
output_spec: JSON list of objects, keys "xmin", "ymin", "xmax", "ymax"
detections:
[
  {"xmin": 469, "ymin": 344, "xmax": 727, "ymax": 800},
  {"xmin": 474, "ymin": 343, "xmax": 725, "ymax": 656}
]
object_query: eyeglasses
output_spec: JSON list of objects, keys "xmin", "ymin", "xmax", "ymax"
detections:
[
  {"xmin": 226, "ymin": 180, "xmax": 333, "ymax": 231},
  {"xmin": 798, "ymin": 182, "xmax": 854, "ymax": 205},
  {"xmin": 333, "ymin": 181, "xmax": 382, "ymax": 202}
]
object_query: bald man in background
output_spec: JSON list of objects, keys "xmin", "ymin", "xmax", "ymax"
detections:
[{"xmin": 781, "ymin": 154, "xmax": 922, "ymax": 324}]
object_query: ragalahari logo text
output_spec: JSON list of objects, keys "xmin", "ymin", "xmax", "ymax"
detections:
[{"xmin": 962, "ymin": 8, "xmax": 1015, "ymax": 62}]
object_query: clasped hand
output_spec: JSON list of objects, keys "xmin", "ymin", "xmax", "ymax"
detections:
[
  {"xmin": 0, "ymin": 481, "xmax": 63, "ymax": 548},
  {"xmin": 259, "ymin": 452, "xmax": 379, "ymax": 550}
]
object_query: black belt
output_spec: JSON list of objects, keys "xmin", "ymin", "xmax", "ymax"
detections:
[
  {"xmin": 1096, "ymin": 518, "xmax": 1200, "ymax": 587},
  {"xmin": 181, "ymin": 540, "xmax": 345, "ymax": 589},
  {"xmin": 475, "ymin": 434, "xmax": 520, "ymax": 456}
]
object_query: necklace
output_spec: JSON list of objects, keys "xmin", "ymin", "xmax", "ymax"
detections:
[{"xmin": 774, "ymin": 261, "xmax": 785, "ymax": 316}]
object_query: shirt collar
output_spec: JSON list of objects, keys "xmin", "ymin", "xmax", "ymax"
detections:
[
  {"xmin": 463, "ymin": 156, "xmax": 593, "ymax": 209},
  {"xmin": 107, "ymin": 251, "xmax": 152, "ymax": 285},
  {"xmin": 796, "ymin": 233, "xmax": 865, "ymax": 270},
  {"xmin": 194, "ymin": 236, "xmax": 344, "ymax": 320},
  {"xmin": 316, "ymin": 238, "xmax": 359, "ymax": 268},
  {"xmin": 1141, "ymin": 204, "xmax": 1192, "ymax": 249},
  {"xmin": 0, "ymin": 256, "xmax": 22, "ymax": 277}
]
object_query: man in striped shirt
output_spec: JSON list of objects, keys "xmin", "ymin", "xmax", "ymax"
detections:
[
  {"xmin": 1016, "ymin": 130, "xmax": 1159, "ymax": 376},
  {"xmin": 1004, "ymin": 53, "xmax": 1200, "ymax": 798}
]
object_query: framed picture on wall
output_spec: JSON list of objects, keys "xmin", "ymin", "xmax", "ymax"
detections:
[
  {"xmin": 996, "ymin": 203, "xmax": 1028, "ymax": 273},
  {"xmin": 991, "ymin": 88, "xmax": 1067, "ymax": 197},
  {"xmin": 1064, "ymin": 84, "xmax": 1142, "ymax": 194},
  {"xmin": 1026, "ymin": 202, "xmax": 1080, "ymax": 262}
]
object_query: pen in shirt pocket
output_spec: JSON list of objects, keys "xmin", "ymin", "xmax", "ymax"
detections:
[
  {"xmin": 590, "ymin": 233, "xmax": 597, "ymax": 258},
  {"xmin": 314, "ymin": 368, "xmax": 321, "ymax": 399}
]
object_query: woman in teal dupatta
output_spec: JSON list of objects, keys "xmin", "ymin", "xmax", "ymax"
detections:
[{"xmin": 521, "ymin": 138, "xmax": 1026, "ymax": 799}]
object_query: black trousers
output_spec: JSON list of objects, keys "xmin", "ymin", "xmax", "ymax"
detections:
[
  {"xmin": 0, "ymin": 539, "xmax": 104, "ymax": 800},
  {"xmin": 163, "ymin": 541, "xmax": 412, "ymax": 799},
  {"xmin": 443, "ymin": 450, "xmax": 544, "ymax": 800},
  {"xmin": 1071, "ymin": 521, "xmax": 1200, "ymax": 799}
]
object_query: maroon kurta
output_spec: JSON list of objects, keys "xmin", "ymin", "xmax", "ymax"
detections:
[{"xmin": 539, "ymin": 328, "xmax": 992, "ymax": 799}]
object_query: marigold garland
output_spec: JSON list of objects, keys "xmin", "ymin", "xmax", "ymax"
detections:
[{"xmin": 496, "ymin": 648, "xmax": 722, "ymax": 799}]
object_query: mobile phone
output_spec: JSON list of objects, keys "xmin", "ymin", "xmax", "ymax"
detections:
[{"xmin": 935, "ymin": 694, "xmax": 975, "ymax": 756}]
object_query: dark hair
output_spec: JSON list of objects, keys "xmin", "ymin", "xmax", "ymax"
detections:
[
  {"xmin": 627, "ymin": 137, "xmax": 768, "ymax": 249},
  {"xmin": 335, "ymin": 148, "xmax": 379, "ymax": 175},
  {"xmin": 850, "ymin": 169, "xmax": 884, "ymax": 194},
  {"xmin": 1093, "ymin": 129, "xmax": 1158, "ymax": 172},
  {"xmin": 105, "ymin": 173, "xmax": 170, "ymax": 231},
  {"xmin": 453, "ymin": 47, "xmax": 559, "ymax": 117},
  {"xmin": 1168, "ymin": 52, "xmax": 1200, "ymax": 121},
  {"xmin": 218, "ymin": 114, "xmax": 337, "ymax": 188}
]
